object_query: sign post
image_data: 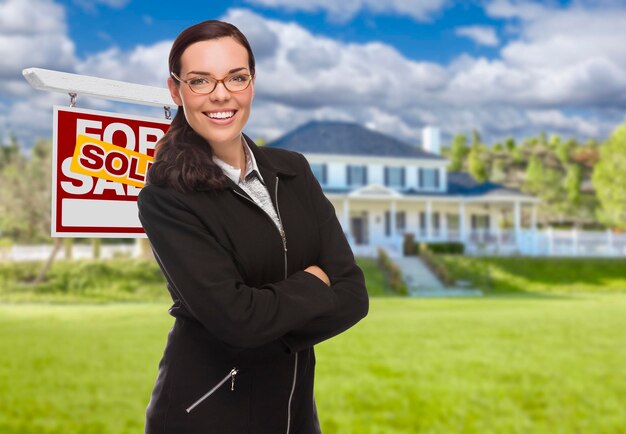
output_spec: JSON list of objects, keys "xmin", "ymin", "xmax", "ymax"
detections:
[{"xmin": 23, "ymin": 67, "xmax": 175, "ymax": 239}]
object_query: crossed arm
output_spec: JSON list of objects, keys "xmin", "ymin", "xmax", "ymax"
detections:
[{"xmin": 137, "ymin": 152, "xmax": 368, "ymax": 354}]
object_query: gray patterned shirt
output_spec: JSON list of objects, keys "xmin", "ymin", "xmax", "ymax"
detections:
[{"xmin": 212, "ymin": 137, "xmax": 284, "ymax": 238}]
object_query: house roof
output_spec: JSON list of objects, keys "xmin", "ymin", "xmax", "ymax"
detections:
[
  {"xmin": 322, "ymin": 173, "xmax": 533, "ymax": 200},
  {"xmin": 266, "ymin": 120, "xmax": 445, "ymax": 160},
  {"xmin": 442, "ymin": 172, "xmax": 532, "ymax": 198}
]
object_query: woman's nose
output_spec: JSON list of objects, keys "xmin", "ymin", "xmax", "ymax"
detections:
[{"xmin": 210, "ymin": 82, "xmax": 231, "ymax": 102}]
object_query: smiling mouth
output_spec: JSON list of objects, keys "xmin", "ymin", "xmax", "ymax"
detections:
[{"xmin": 205, "ymin": 110, "xmax": 237, "ymax": 120}]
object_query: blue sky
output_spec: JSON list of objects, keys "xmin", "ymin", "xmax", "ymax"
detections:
[{"xmin": 2, "ymin": 0, "xmax": 626, "ymax": 150}]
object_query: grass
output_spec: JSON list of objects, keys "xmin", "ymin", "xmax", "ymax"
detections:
[
  {"xmin": 0, "ymin": 257, "xmax": 394, "ymax": 303},
  {"xmin": 1, "ymin": 296, "xmax": 625, "ymax": 433},
  {"xmin": 430, "ymin": 256, "xmax": 626, "ymax": 295}
]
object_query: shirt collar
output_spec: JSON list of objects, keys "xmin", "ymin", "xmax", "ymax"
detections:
[{"xmin": 212, "ymin": 135, "xmax": 265, "ymax": 185}]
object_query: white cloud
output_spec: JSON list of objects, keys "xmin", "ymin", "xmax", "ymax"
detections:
[
  {"xmin": 3, "ymin": 1, "xmax": 625, "ymax": 151},
  {"xmin": 526, "ymin": 109, "xmax": 600, "ymax": 137},
  {"xmin": 0, "ymin": 0, "xmax": 75, "ymax": 82},
  {"xmin": 76, "ymin": 41, "xmax": 172, "ymax": 86},
  {"xmin": 244, "ymin": 0, "xmax": 449, "ymax": 22},
  {"xmin": 455, "ymin": 25, "xmax": 499, "ymax": 46},
  {"xmin": 0, "ymin": 0, "xmax": 66, "ymax": 35}
]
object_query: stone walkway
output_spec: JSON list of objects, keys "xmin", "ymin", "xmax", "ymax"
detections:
[{"xmin": 394, "ymin": 256, "xmax": 483, "ymax": 297}]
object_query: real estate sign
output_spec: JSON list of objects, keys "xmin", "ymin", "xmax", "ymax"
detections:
[{"xmin": 52, "ymin": 106, "xmax": 170, "ymax": 237}]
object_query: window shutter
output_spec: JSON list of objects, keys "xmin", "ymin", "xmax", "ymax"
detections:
[
  {"xmin": 363, "ymin": 165, "xmax": 368, "ymax": 184},
  {"xmin": 384, "ymin": 167, "xmax": 389, "ymax": 186},
  {"xmin": 418, "ymin": 168, "xmax": 424, "ymax": 189},
  {"xmin": 347, "ymin": 164, "xmax": 351, "ymax": 185},
  {"xmin": 435, "ymin": 169, "xmax": 440, "ymax": 189},
  {"xmin": 385, "ymin": 211, "xmax": 390, "ymax": 236},
  {"xmin": 322, "ymin": 164, "xmax": 327, "ymax": 184},
  {"xmin": 401, "ymin": 167, "xmax": 405, "ymax": 187}
]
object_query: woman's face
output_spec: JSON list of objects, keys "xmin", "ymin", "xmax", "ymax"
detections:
[{"xmin": 168, "ymin": 37, "xmax": 255, "ymax": 149}]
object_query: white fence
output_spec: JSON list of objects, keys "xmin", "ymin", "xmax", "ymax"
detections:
[
  {"xmin": 349, "ymin": 228, "xmax": 626, "ymax": 258},
  {"xmin": 0, "ymin": 243, "xmax": 141, "ymax": 262},
  {"xmin": 1, "ymin": 229, "xmax": 625, "ymax": 261}
]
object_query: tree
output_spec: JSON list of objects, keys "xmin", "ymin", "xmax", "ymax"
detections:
[
  {"xmin": 0, "ymin": 138, "xmax": 52, "ymax": 242},
  {"xmin": 448, "ymin": 133, "xmax": 468, "ymax": 172},
  {"xmin": 504, "ymin": 136, "xmax": 516, "ymax": 153},
  {"xmin": 490, "ymin": 157, "xmax": 506, "ymax": 183},
  {"xmin": 471, "ymin": 129, "xmax": 482, "ymax": 147},
  {"xmin": 564, "ymin": 164, "xmax": 582, "ymax": 207},
  {"xmin": 468, "ymin": 144, "xmax": 488, "ymax": 182},
  {"xmin": 592, "ymin": 122, "xmax": 626, "ymax": 230},
  {"xmin": 523, "ymin": 155, "xmax": 544, "ymax": 194}
]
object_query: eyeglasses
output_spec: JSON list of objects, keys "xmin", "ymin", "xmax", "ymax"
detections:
[{"xmin": 170, "ymin": 71, "xmax": 254, "ymax": 94}]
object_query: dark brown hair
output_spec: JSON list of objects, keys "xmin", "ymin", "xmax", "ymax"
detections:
[{"xmin": 146, "ymin": 20, "xmax": 256, "ymax": 193}]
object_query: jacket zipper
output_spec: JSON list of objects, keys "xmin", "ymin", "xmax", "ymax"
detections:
[
  {"xmin": 275, "ymin": 177, "xmax": 298, "ymax": 434},
  {"xmin": 186, "ymin": 368, "xmax": 238, "ymax": 413},
  {"xmin": 230, "ymin": 178, "xmax": 287, "ymax": 267},
  {"xmin": 231, "ymin": 177, "xmax": 297, "ymax": 434}
]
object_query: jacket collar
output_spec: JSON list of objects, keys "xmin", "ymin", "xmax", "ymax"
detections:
[{"xmin": 242, "ymin": 133, "xmax": 297, "ymax": 178}]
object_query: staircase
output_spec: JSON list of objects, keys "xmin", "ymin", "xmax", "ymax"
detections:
[{"xmin": 393, "ymin": 256, "xmax": 483, "ymax": 297}]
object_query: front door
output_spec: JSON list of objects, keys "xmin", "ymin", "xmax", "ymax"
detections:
[{"xmin": 350, "ymin": 216, "xmax": 367, "ymax": 245}]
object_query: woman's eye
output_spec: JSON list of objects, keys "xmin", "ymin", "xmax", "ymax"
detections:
[
  {"xmin": 229, "ymin": 75, "xmax": 247, "ymax": 83},
  {"xmin": 189, "ymin": 77, "xmax": 211, "ymax": 86}
]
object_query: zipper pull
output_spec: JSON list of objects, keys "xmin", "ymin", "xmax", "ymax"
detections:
[{"xmin": 230, "ymin": 368, "xmax": 238, "ymax": 391}]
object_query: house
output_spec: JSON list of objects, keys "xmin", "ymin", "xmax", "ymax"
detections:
[{"xmin": 266, "ymin": 121, "xmax": 540, "ymax": 257}]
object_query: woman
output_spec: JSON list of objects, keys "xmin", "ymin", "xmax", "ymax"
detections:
[{"xmin": 138, "ymin": 19, "xmax": 368, "ymax": 434}]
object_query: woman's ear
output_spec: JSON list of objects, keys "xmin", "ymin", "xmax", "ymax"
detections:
[{"xmin": 168, "ymin": 77, "xmax": 183, "ymax": 106}]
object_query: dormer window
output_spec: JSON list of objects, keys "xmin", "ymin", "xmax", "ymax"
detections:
[
  {"xmin": 384, "ymin": 167, "xmax": 405, "ymax": 187},
  {"xmin": 347, "ymin": 164, "xmax": 367, "ymax": 186},
  {"xmin": 311, "ymin": 163, "xmax": 327, "ymax": 185}
]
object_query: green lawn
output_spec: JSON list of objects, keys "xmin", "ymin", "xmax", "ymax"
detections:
[
  {"xmin": 432, "ymin": 256, "xmax": 626, "ymax": 295},
  {"xmin": 0, "ymin": 257, "xmax": 392, "ymax": 302},
  {"xmin": 1, "ymin": 296, "xmax": 625, "ymax": 433}
]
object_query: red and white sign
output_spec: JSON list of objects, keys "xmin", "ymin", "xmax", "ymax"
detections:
[{"xmin": 52, "ymin": 106, "xmax": 170, "ymax": 237}]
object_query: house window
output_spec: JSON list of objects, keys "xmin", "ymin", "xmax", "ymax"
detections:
[
  {"xmin": 418, "ymin": 168, "xmax": 440, "ymax": 189},
  {"xmin": 433, "ymin": 212, "xmax": 440, "ymax": 230},
  {"xmin": 447, "ymin": 214, "xmax": 460, "ymax": 230},
  {"xmin": 396, "ymin": 211, "xmax": 406, "ymax": 231},
  {"xmin": 347, "ymin": 164, "xmax": 367, "ymax": 186},
  {"xmin": 384, "ymin": 167, "xmax": 405, "ymax": 187},
  {"xmin": 310, "ymin": 163, "xmax": 327, "ymax": 185},
  {"xmin": 471, "ymin": 215, "xmax": 490, "ymax": 229},
  {"xmin": 384, "ymin": 211, "xmax": 406, "ymax": 236},
  {"xmin": 418, "ymin": 212, "xmax": 439, "ymax": 230}
]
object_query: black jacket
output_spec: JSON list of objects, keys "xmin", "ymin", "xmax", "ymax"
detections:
[{"xmin": 137, "ymin": 134, "xmax": 369, "ymax": 434}]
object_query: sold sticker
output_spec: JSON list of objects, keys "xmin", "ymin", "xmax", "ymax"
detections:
[{"xmin": 70, "ymin": 134, "xmax": 154, "ymax": 188}]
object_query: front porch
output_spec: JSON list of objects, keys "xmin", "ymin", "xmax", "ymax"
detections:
[{"xmin": 328, "ymin": 186, "xmax": 625, "ymax": 258}]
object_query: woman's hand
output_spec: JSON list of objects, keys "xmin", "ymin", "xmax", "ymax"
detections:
[{"xmin": 304, "ymin": 265, "xmax": 331, "ymax": 287}]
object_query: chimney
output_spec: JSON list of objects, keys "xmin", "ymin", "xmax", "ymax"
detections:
[{"xmin": 422, "ymin": 126, "xmax": 440, "ymax": 155}]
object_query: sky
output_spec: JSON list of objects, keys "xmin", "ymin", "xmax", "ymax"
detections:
[{"xmin": 1, "ymin": 0, "xmax": 626, "ymax": 151}]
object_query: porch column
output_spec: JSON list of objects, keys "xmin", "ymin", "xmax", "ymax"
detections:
[
  {"xmin": 514, "ymin": 201, "xmax": 521, "ymax": 249},
  {"xmin": 426, "ymin": 200, "xmax": 433, "ymax": 241},
  {"xmin": 459, "ymin": 201, "xmax": 466, "ymax": 243},
  {"xmin": 390, "ymin": 200, "xmax": 397, "ymax": 240},
  {"xmin": 343, "ymin": 197, "xmax": 350, "ymax": 240}
]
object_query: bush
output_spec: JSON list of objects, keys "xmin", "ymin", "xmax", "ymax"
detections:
[
  {"xmin": 416, "ymin": 241, "xmax": 464, "ymax": 255},
  {"xmin": 419, "ymin": 248, "xmax": 455, "ymax": 286},
  {"xmin": 376, "ymin": 248, "xmax": 409, "ymax": 295},
  {"xmin": 0, "ymin": 258, "xmax": 169, "ymax": 303}
]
